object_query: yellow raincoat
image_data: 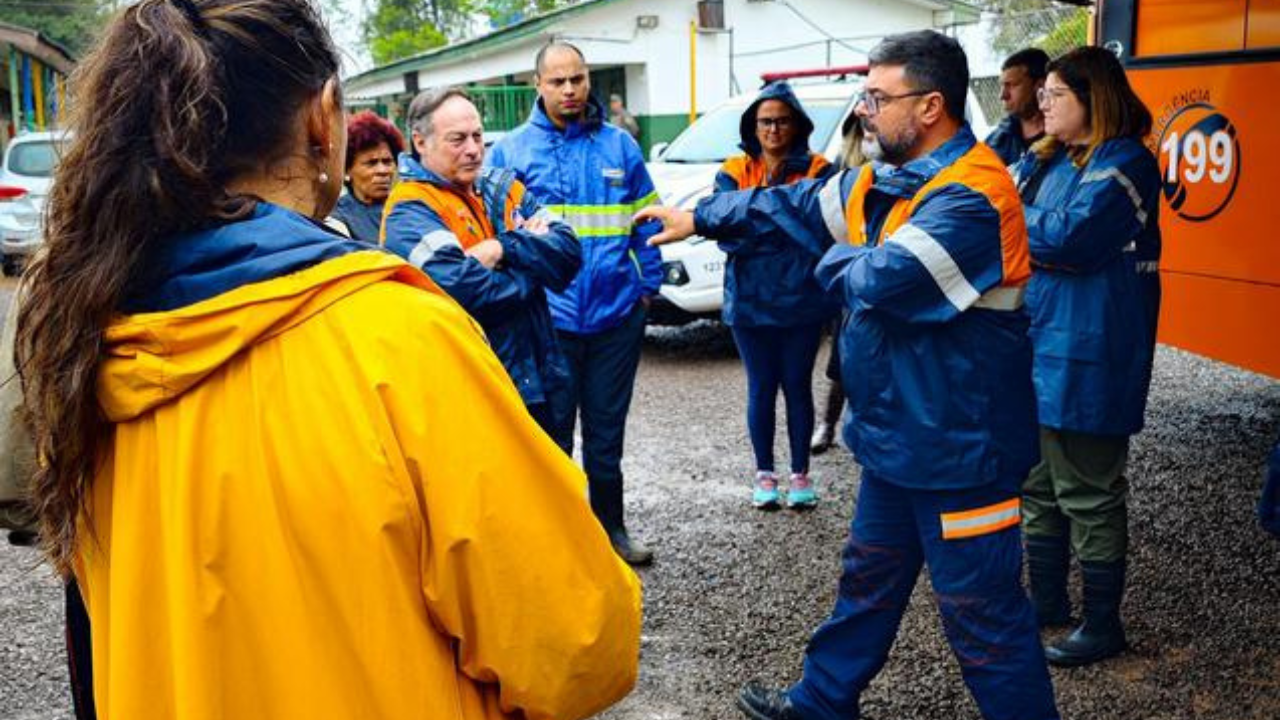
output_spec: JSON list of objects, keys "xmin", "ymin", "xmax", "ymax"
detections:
[{"xmin": 79, "ymin": 227, "xmax": 641, "ymax": 720}]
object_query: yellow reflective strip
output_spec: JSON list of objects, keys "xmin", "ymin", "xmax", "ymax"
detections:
[
  {"xmin": 627, "ymin": 248, "xmax": 642, "ymax": 277},
  {"xmin": 575, "ymin": 226, "xmax": 633, "ymax": 238},
  {"xmin": 632, "ymin": 191, "xmax": 660, "ymax": 209},
  {"xmin": 940, "ymin": 498, "xmax": 1021, "ymax": 540}
]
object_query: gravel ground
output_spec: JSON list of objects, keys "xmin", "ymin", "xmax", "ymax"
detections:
[{"xmin": 2, "ymin": 306, "xmax": 1277, "ymax": 720}]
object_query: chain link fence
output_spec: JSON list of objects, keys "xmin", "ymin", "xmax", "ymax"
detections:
[{"xmin": 962, "ymin": 4, "xmax": 1090, "ymax": 127}]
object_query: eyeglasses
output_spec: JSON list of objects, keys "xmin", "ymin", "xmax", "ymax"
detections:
[
  {"xmin": 857, "ymin": 89, "xmax": 933, "ymax": 116},
  {"xmin": 756, "ymin": 117, "xmax": 794, "ymax": 130},
  {"xmin": 1036, "ymin": 86, "xmax": 1072, "ymax": 106}
]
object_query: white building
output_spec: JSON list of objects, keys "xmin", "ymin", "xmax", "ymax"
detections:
[{"xmin": 344, "ymin": 0, "xmax": 979, "ymax": 152}]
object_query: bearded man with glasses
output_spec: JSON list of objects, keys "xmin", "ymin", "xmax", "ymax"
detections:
[{"xmin": 638, "ymin": 30, "xmax": 1060, "ymax": 720}]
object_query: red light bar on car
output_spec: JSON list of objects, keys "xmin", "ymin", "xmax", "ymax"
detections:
[
  {"xmin": 760, "ymin": 65, "xmax": 870, "ymax": 84},
  {"xmin": 0, "ymin": 186, "xmax": 28, "ymax": 201}
]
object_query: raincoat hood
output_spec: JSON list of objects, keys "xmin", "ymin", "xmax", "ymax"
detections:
[
  {"xmin": 738, "ymin": 81, "xmax": 816, "ymax": 160},
  {"xmin": 101, "ymin": 202, "xmax": 422, "ymax": 422}
]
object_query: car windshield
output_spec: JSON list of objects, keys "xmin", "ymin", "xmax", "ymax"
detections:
[
  {"xmin": 660, "ymin": 98, "xmax": 849, "ymax": 164},
  {"xmin": 7, "ymin": 140, "xmax": 63, "ymax": 178}
]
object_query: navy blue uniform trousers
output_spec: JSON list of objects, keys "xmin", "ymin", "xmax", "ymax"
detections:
[
  {"xmin": 788, "ymin": 471, "xmax": 1059, "ymax": 720},
  {"xmin": 548, "ymin": 302, "xmax": 646, "ymax": 533}
]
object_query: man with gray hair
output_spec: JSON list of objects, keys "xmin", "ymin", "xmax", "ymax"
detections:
[{"xmin": 381, "ymin": 87, "xmax": 582, "ymax": 437}]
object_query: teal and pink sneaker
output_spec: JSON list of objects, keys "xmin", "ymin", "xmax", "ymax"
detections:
[
  {"xmin": 787, "ymin": 472, "xmax": 818, "ymax": 509},
  {"xmin": 752, "ymin": 471, "xmax": 781, "ymax": 509}
]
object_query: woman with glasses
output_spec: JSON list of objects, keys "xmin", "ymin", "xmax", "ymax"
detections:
[
  {"xmin": 1014, "ymin": 45, "xmax": 1162, "ymax": 667},
  {"xmin": 13, "ymin": 1, "xmax": 642, "ymax": 717},
  {"xmin": 714, "ymin": 81, "xmax": 836, "ymax": 510}
]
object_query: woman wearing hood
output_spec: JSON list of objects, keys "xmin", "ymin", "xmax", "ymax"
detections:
[{"xmin": 714, "ymin": 82, "xmax": 836, "ymax": 510}]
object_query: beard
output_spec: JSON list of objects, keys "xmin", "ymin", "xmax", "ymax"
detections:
[{"xmin": 861, "ymin": 123, "xmax": 920, "ymax": 166}]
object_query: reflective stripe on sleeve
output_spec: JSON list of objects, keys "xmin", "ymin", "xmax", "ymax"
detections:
[
  {"xmin": 1135, "ymin": 260, "xmax": 1160, "ymax": 274},
  {"xmin": 886, "ymin": 223, "xmax": 981, "ymax": 312},
  {"xmin": 1081, "ymin": 167, "xmax": 1149, "ymax": 226},
  {"xmin": 940, "ymin": 498, "xmax": 1021, "ymax": 540},
  {"xmin": 409, "ymin": 230, "xmax": 461, "ymax": 267},
  {"xmin": 818, "ymin": 172, "xmax": 848, "ymax": 242}
]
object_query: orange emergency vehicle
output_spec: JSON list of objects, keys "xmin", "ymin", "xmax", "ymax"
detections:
[{"xmin": 1087, "ymin": 0, "xmax": 1280, "ymax": 378}]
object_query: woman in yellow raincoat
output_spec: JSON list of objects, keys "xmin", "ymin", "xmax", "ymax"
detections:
[{"xmin": 13, "ymin": 2, "xmax": 641, "ymax": 719}]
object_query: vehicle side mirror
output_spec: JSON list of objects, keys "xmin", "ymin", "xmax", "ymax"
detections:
[{"xmin": 649, "ymin": 142, "xmax": 670, "ymax": 162}]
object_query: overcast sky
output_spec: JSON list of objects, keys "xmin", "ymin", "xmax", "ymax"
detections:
[{"xmin": 324, "ymin": 0, "xmax": 373, "ymax": 75}]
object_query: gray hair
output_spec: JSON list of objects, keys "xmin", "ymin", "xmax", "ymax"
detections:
[{"xmin": 407, "ymin": 86, "xmax": 472, "ymax": 139}]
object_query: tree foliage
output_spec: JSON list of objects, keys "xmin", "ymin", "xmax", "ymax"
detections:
[
  {"xmin": 981, "ymin": 0, "xmax": 1088, "ymax": 58},
  {"xmin": 362, "ymin": 0, "xmax": 579, "ymax": 65},
  {"xmin": 1, "ymin": 0, "xmax": 109, "ymax": 56},
  {"xmin": 363, "ymin": 0, "xmax": 467, "ymax": 65}
]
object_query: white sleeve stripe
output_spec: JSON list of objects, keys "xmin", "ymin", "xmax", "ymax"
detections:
[
  {"xmin": 1082, "ymin": 167, "xmax": 1149, "ymax": 226},
  {"xmin": 818, "ymin": 172, "xmax": 848, "ymax": 242},
  {"xmin": 408, "ymin": 230, "xmax": 461, "ymax": 267},
  {"xmin": 886, "ymin": 223, "xmax": 981, "ymax": 312}
]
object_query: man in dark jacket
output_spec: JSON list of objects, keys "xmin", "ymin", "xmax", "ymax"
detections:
[
  {"xmin": 985, "ymin": 48, "xmax": 1048, "ymax": 166},
  {"xmin": 382, "ymin": 87, "xmax": 581, "ymax": 437}
]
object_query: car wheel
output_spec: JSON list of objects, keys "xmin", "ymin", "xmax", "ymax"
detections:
[{"xmin": 1, "ymin": 255, "xmax": 22, "ymax": 277}]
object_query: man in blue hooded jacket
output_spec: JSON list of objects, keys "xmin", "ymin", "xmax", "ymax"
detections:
[{"xmin": 489, "ymin": 42, "xmax": 662, "ymax": 565}]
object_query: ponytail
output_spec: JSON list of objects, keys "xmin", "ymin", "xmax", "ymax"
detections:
[{"xmin": 15, "ymin": 0, "xmax": 340, "ymax": 575}]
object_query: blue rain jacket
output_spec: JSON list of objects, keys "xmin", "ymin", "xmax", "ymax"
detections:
[
  {"xmin": 985, "ymin": 114, "xmax": 1042, "ymax": 167},
  {"xmin": 488, "ymin": 95, "xmax": 662, "ymax": 335},
  {"xmin": 1015, "ymin": 138, "xmax": 1162, "ymax": 436},
  {"xmin": 714, "ymin": 81, "xmax": 838, "ymax": 328},
  {"xmin": 382, "ymin": 156, "xmax": 581, "ymax": 407},
  {"xmin": 693, "ymin": 127, "xmax": 1039, "ymax": 491},
  {"xmin": 1261, "ymin": 439, "xmax": 1280, "ymax": 537}
]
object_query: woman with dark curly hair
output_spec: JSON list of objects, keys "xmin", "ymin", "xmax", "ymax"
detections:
[{"xmin": 330, "ymin": 109, "xmax": 404, "ymax": 242}]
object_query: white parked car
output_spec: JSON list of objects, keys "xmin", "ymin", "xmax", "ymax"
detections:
[
  {"xmin": 0, "ymin": 131, "xmax": 67, "ymax": 275},
  {"xmin": 644, "ymin": 75, "xmax": 992, "ymax": 325}
]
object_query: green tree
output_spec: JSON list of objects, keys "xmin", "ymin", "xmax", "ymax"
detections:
[
  {"xmin": 982, "ymin": 0, "xmax": 1087, "ymax": 58},
  {"xmin": 1, "ymin": 0, "xmax": 110, "ymax": 56},
  {"xmin": 480, "ymin": 0, "xmax": 570, "ymax": 30},
  {"xmin": 363, "ymin": 0, "xmax": 468, "ymax": 65}
]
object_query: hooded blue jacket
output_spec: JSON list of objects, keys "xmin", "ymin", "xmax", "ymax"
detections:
[
  {"xmin": 488, "ymin": 95, "xmax": 662, "ymax": 335},
  {"xmin": 1015, "ymin": 138, "xmax": 1162, "ymax": 436},
  {"xmin": 381, "ymin": 155, "xmax": 581, "ymax": 407},
  {"xmin": 714, "ymin": 81, "xmax": 837, "ymax": 328},
  {"xmin": 693, "ymin": 127, "xmax": 1039, "ymax": 491}
]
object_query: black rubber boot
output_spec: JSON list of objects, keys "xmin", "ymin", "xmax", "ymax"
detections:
[
  {"xmin": 1026, "ymin": 534, "xmax": 1073, "ymax": 628},
  {"xmin": 1046, "ymin": 559, "xmax": 1127, "ymax": 667}
]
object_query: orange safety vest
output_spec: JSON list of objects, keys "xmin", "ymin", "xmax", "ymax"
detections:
[
  {"xmin": 722, "ymin": 153, "xmax": 831, "ymax": 189},
  {"xmin": 379, "ymin": 177, "xmax": 527, "ymax": 248},
  {"xmin": 842, "ymin": 143, "xmax": 1031, "ymax": 295}
]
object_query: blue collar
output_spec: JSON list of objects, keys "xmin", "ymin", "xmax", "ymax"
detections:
[
  {"xmin": 529, "ymin": 94, "xmax": 605, "ymax": 138},
  {"xmin": 122, "ymin": 201, "xmax": 366, "ymax": 313},
  {"xmin": 872, "ymin": 124, "xmax": 978, "ymax": 198}
]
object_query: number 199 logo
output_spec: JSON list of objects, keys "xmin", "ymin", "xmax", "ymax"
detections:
[{"xmin": 1157, "ymin": 102, "xmax": 1241, "ymax": 222}]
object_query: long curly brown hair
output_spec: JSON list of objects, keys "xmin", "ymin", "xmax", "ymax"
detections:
[{"xmin": 14, "ymin": 0, "xmax": 340, "ymax": 575}]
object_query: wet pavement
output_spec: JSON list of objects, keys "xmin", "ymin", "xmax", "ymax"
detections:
[{"xmin": 2, "ymin": 295, "xmax": 1278, "ymax": 719}]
